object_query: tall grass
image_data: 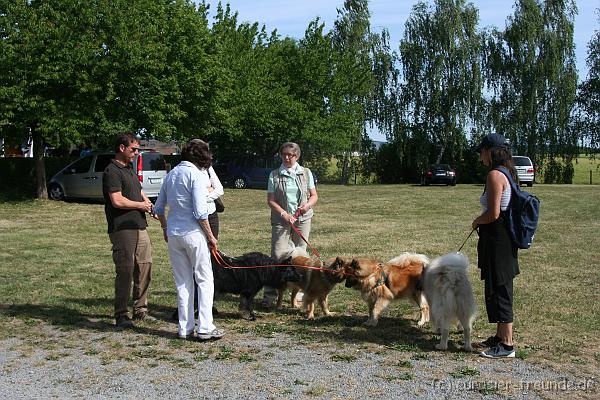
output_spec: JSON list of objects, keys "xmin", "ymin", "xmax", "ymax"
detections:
[{"xmin": 0, "ymin": 184, "xmax": 599, "ymax": 373}]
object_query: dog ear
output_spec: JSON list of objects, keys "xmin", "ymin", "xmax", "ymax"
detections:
[{"xmin": 330, "ymin": 257, "xmax": 342, "ymax": 268}]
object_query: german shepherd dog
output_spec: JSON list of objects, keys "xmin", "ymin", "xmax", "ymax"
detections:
[
  {"xmin": 277, "ymin": 248, "xmax": 346, "ymax": 319},
  {"xmin": 340, "ymin": 253, "xmax": 430, "ymax": 327},
  {"xmin": 212, "ymin": 250, "xmax": 300, "ymax": 320}
]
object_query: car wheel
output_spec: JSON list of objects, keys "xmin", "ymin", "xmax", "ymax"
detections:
[
  {"xmin": 527, "ymin": 182, "xmax": 533, "ymax": 187},
  {"xmin": 450, "ymin": 180, "xmax": 456, "ymax": 186},
  {"xmin": 233, "ymin": 177, "xmax": 248, "ymax": 189},
  {"xmin": 49, "ymin": 184, "xmax": 65, "ymax": 200}
]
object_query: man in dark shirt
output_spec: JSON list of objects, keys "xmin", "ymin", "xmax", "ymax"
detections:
[{"xmin": 103, "ymin": 133, "xmax": 155, "ymax": 328}]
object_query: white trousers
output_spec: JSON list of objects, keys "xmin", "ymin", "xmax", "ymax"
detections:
[{"xmin": 167, "ymin": 232, "xmax": 215, "ymax": 336}]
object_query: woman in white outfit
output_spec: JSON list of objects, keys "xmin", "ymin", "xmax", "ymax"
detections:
[{"xmin": 154, "ymin": 139, "xmax": 223, "ymax": 340}]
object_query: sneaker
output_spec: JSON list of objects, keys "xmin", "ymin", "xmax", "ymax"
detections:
[
  {"xmin": 480, "ymin": 343, "xmax": 516, "ymax": 359},
  {"xmin": 133, "ymin": 312, "xmax": 157, "ymax": 322},
  {"xmin": 115, "ymin": 315, "xmax": 134, "ymax": 329},
  {"xmin": 197, "ymin": 328, "xmax": 224, "ymax": 341},
  {"xmin": 475, "ymin": 335, "xmax": 502, "ymax": 349}
]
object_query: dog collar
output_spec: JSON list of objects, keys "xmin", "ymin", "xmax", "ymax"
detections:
[{"xmin": 373, "ymin": 265, "xmax": 389, "ymax": 289}]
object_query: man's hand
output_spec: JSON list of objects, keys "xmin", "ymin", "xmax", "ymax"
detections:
[{"xmin": 140, "ymin": 199, "xmax": 153, "ymax": 213}]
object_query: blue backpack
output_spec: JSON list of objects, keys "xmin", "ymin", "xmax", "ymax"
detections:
[{"xmin": 495, "ymin": 167, "xmax": 540, "ymax": 249}]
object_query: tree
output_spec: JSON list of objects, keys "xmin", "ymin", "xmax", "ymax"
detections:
[
  {"xmin": 0, "ymin": 0, "xmax": 220, "ymax": 198},
  {"xmin": 331, "ymin": 0, "xmax": 377, "ymax": 183},
  {"xmin": 1, "ymin": 0, "xmax": 104, "ymax": 197},
  {"xmin": 576, "ymin": 10, "xmax": 600, "ymax": 152},
  {"xmin": 484, "ymin": 0, "xmax": 578, "ymax": 182},
  {"xmin": 393, "ymin": 0, "xmax": 482, "ymax": 175}
]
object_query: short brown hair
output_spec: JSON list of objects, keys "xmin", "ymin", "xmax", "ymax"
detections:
[{"xmin": 113, "ymin": 132, "xmax": 137, "ymax": 153}]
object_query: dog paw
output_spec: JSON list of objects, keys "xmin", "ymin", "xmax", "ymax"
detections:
[
  {"xmin": 363, "ymin": 320, "xmax": 378, "ymax": 327},
  {"xmin": 417, "ymin": 320, "xmax": 427, "ymax": 327},
  {"xmin": 306, "ymin": 314, "xmax": 315, "ymax": 320},
  {"xmin": 435, "ymin": 343, "xmax": 448, "ymax": 351},
  {"xmin": 463, "ymin": 345, "xmax": 473, "ymax": 352},
  {"xmin": 324, "ymin": 311, "xmax": 336, "ymax": 317}
]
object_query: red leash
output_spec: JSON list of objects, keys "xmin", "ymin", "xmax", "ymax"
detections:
[
  {"xmin": 290, "ymin": 210, "xmax": 321, "ymax": 258},
  {"xmin": 210, "ymin": 247, "xmax": 330, "ymax": 272}
]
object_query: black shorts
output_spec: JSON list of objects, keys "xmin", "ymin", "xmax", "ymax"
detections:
[{"xmin": 485, "ymin": 280, "xmax": 514, "ymax": 323}]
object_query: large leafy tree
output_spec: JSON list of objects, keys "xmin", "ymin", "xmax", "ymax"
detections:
[
  {"xmin": 0, "ymin": 0, "xmax": 220, "ymax": 198},
  {"xmin": 484, "ymin": 0, "xmax": 578, "ymax": 182},
  {"xmin": 1, "ymin": 0, "xmax": 103, "ymax": 197},
  {"xmin": 331, "ymin": 0, "xmax": 377, "ymax": 183},
  {"xmin": 395, "ymin": 0, "xmax": 482, "ymax": 173},
  {"xmin": 576, "ymin": 11, "xmax": 600, "ymax": 152},
  {"xmin": 208, "ymin": 3, "xmax": 306, "ymax": 159}
]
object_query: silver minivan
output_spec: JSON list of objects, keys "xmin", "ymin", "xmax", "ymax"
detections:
[
  {"xmin": 512, "ymin": 156, "xmax": 535, "ymax": 187},
  {"xmin": 48, "ymin": 151, "xmax": 167, "ymax": 201}
]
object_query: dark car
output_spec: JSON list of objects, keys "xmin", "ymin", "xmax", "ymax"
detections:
[
  {"xmin": 214, "ymin": 156, "xmax": 317, "ymax": 189},
  {"xmin": 214, "ymin": 156, "xmax": 280, "ymax": 189},
  {"xmin": 421, "ymin": 164, "xmax": 457, "ymax": 186}
]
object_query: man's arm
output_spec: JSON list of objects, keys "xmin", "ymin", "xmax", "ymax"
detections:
[{"xmin": 108, "ymin": 191, "xmax": 152, "ymax": 213}]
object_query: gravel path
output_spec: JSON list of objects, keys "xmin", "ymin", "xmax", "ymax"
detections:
[{"xmin": 0, "ymin": 322, "xmax": 597, "ymax": 400}]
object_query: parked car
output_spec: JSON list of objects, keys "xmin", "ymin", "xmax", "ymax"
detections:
[
  {"xmin": 214, "ymin": 156, "xmax": 279, "ymax": 189},
  {"xmin": 421, "ymin": 164, "xmax": 457, "ymax": 186},
  {"xmin": 512, "ymin": 156, "xmax": 535, "ymax": 187},
  {"xmin": 214, "ymin": 156, "xmax": 318, "ymax": 189},
  {"xmin": 48, "ymin": 151, "xmax": 168, "ymax": 201}
]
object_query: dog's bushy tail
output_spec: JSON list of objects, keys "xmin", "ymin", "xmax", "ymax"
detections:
[{"xmin": 429, "ymin": 252, "xmax": 468, "ymax": 272}]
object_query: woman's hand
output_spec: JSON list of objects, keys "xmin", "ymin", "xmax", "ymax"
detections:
[
  {"xmin": 297, "ymin": 204, "xmax": 310, "ymax": 215},
  {"xmin": 281, "ymin": 211, "xmax": 297, "ymax": 224},
  {"xmin": 471, "ymin": 218, "xmax": 479, "ymax": 231}
]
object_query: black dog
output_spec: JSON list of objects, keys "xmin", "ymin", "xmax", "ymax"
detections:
[{"xmin": 212, "ymin": 251, "xmax": 300, "ymax": 320}]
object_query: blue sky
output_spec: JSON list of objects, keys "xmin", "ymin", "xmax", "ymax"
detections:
[{"xmin": 202, "ymin": 1, "xmax": 598, "ymax": 140}]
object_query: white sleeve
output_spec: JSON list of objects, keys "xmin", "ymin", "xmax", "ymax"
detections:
[{"xmin": 207, "ymin": 166, "xmax": 224, "ymax": 201}]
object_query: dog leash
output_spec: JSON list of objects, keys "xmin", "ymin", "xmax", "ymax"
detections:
[
  {"xmin": 210, "ymin": 247, "xmax": 334, "ymax": 273},
  {"xmin": 289, "ymin": 209, "xmax": 322, "ymax": 259},
  {"xmin": 457, "ymin": 228, "xmax": 477, "ymax": 252}
]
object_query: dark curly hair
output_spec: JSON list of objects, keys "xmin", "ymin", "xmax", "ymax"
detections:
[
  {"xmin": 488, "ymin": 147, "xmax": 518, "ymax": 181},
  {"xmin": 181, "ymin": 139, "xmax": 212, "ymax": 170}
]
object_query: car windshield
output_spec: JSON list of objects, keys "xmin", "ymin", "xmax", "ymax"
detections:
[
  {"xmin": 513, "ymin": 157, "xmax": 532, "ymax": 167},
  {"xmin": 431, "ymin": 164, "xmax": 451, "ymax": 170},
  {"xmin": 140, "ymin": 153, "xmax": 167, "ymax": 170}
]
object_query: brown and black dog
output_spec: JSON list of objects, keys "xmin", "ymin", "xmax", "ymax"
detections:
[
  {"xmin": 339, "ymin": 253, "xmax": 430, "ymax": 327},
  {"xmin": 276, "ymin": 248, "xmax": 345, "ymax": 319}
]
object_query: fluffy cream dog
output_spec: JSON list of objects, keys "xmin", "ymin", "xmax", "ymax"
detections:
[{"xmin": 421, "ymin": 252, "xmax": 477, "ymax": 351}]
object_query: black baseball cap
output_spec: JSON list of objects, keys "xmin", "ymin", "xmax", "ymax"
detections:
[{"xmin": 474, "ymin": 133, "xmax": 509, "ymax": 152}]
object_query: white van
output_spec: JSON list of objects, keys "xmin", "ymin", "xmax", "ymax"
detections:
[
  {"xmin": 49, "ymin": 151, "xmax": 167, "ymax": 201},
  {"xmin": 512, "ymin": 156, "xmax": 535, "ymax": 187}
]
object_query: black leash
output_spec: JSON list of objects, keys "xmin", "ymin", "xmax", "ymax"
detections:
[{"xmin": 458, "ymin": 228, "xmax": 477, "ymax": 252}]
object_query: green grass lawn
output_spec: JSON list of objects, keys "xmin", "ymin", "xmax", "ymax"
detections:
[
  {"xmin": 572, "ymin": 156, "xmax": 600, "ymax": 184},
  {"xmin": 0, "ymin": 184, "xmax": 599, "ymax": 376}
]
